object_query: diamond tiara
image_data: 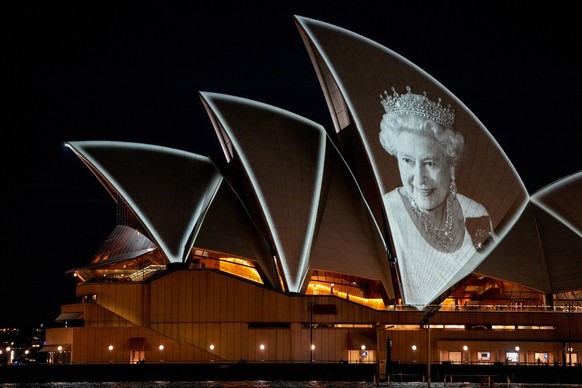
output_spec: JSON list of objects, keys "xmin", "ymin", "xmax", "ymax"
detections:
[{"xmin": 380, "ymin": 86, "xmax": 455, "ymax": 129}]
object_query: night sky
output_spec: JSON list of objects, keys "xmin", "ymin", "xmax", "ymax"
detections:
[{"xmin": 3, "ymin": 2, "xmax": 581, "ymax": 329}]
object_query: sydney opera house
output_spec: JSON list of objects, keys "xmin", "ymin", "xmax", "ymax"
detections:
[{"xmin": 44, "ymin": 16, "xmax": 581, "ymax": 367}]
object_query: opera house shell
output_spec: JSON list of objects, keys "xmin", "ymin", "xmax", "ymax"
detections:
[{"xmin": 44, "ymin": 16, "xmax": 581, "ymax": 367}]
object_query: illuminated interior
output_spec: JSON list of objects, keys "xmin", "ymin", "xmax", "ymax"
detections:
[
  {"xmin": 306, "ymin": 271, "xmax": 582, "ymax": 312},
  {"xmin": 70, "ymin": 250, "xmax": 167, "ymax": 283},
  {"xmin": 191, "ymin": 249, "xmax": 264, "ymax": 285},
  {"xmin": 71, "ymin": 224, "xmax": 582, "ymax": 311},
  {"xmin": 306, "ymin": 270, "xmax": 387, "ymax": 310}
]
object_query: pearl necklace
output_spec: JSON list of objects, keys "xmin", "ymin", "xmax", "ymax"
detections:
[{"xmin": 409, "ymin": 195, "xmax": 454, "ymax": 250}]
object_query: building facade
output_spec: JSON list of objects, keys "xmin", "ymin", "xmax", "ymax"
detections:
[{"xmin": 45, "ymin": 16, "xmax": 582, "ymax": 366}]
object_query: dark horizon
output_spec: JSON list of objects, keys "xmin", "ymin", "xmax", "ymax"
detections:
[{"xmin": 3, "ymin": 2, "xmax": 581, "ymax": 329}]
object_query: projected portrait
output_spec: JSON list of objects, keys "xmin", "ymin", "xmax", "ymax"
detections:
[{"xmin": 379, "ymin": 86, "xmax": 494, "ymax": 306}]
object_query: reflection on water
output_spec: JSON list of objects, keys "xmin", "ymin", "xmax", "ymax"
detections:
[
  {"xmin": 0, "ymin": 383, "xmax": 369, "ymax": 388},
  {"xmin": 2, "ymin": 383, "xmax": 582, "ymax": 388}
]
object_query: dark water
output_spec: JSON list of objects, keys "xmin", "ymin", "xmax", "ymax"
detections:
[{"xmin": 2, "ymin": 383, "xmax": 582, "ymax": 388}]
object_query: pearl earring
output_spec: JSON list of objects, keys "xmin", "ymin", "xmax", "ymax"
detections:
[{"xmin": 449, "ymin": 166, "xmax": 457, "ymax": 196}]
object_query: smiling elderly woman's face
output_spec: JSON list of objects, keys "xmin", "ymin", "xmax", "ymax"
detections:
[{"xmin": 396, "ymin": 130, "xmax": 451, "ymax": 212}]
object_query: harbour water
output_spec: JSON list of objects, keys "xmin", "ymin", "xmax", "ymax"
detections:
[{"xmin": 2, "ymin": 382, "xmax": 582, "ymax": 388}]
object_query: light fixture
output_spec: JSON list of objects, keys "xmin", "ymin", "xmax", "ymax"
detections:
[
  {"xmin": 463, "ymin": 345, "xmax": 468, "ymax": 351},
  {"xmin": 515, "ymin": 346, "xmax": 520, "ymax": 352},
  {"xmin": 210, "ymin": 344, "xmax": 215, "ymax": 350},
  {"xmin": 260, "ymin": 344, "xmax": 265, "ymax": 350},
  {"xmin": 108, "ymin": 345, "xmax": 113, "ymax": 351},
  {"xmin": 159, "ymin": 345, "xmax": 164, "ymax": 351}
]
